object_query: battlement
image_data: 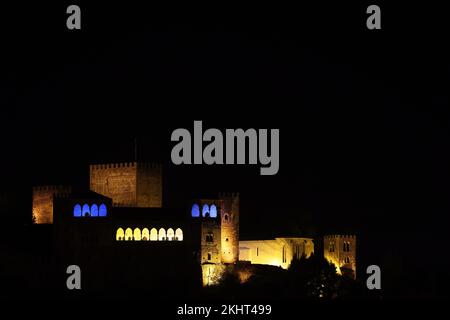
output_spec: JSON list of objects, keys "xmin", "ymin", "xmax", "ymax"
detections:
[
  {"xmin": 90, "ymin": 162, "xmax": 162, "ymax": 170},
  {"xmin": 324, "ymin": 234, "xmax": 356, "ymax": 239},
  {"xmin": 33, "ymin": 185, "xmax": 72, "ymax": 194},
  {"xmin": 218, "ymin": 192, "xmax": 240, "ymax": 198}
]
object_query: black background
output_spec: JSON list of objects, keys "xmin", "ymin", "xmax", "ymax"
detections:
[{"xmin": 1, "ymin": 2, "xmax": 450, "ymax": 299}]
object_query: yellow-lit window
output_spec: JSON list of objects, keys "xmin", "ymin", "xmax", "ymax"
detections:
[
  {"xmin": 142, "ymin": 228, "xmax": 149, "ymax": 241},
  {"xmin": 167, "ymin": 228, "xmax": 174, "ymax": 241},
  {"xmin": 175, "ymin": 228, "xmax": 183, "ymax": 241},
  {"xmin": 134, "ymin": 228, "xmax": 141, "ymax": 241},
  {"xmin": 125, "ymin": 228, "xmax": 133, "ymax": 241},
  {"xmin": 150, "ymin": 228, "xmax": 158, "ymax": 241},
  {"xmin": 158, "ymin": 228, "xmax": 166, "ymax": 241},
  {"xmin": 116, "ymin": 228, "xmax": 124, "ymax": 241}
]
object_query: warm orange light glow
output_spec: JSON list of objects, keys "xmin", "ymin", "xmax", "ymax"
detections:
[{"xmin": 201, "ymin": 264, "xmax": 226, "ymax": 287}]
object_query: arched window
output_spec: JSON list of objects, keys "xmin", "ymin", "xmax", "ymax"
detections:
[
  {"xmin": 91, "ymin": 204, "xmax": 98, "ymax": 217},
  {"xmin": 82, "ymin": 204, "xmax": 90, "ymax": 217},
  {"xmin": 224, "ymin": 214, "xmax": 229, "ymax": 221},
  {"xmin": 345, "ymin": 256, "xmax": 351, "ymax": 264},
  {"xmin": 99, "ymin": 204, "xmax": 107, "ymax": 217},
  {"xmin": 167, "ymin": 228, "xmax": 174, "ymax": 241},
  {"xmin": 206, "ymin": 233, "xmax": 213, "ymax": 243},
  {"xmin": 125, "ymin": 228, "xmax": 133, "ymax": 241},
  {"xmin": 150, "ymin": 228, "xmax": 158, "ymax": 241},
  {"xmin": 175, "ymin": 228, "xmax": 183, "ymax": 241},
  {"xmin": 116, "ymin": 228, "xmax": 124, "ymax": 241},
  {"xmin": 210, "ymin": 204, "xmax": 217, "ymax": 218},
  {"xmin": 202, "ymin": 204, "xmax": 210, "ymax": 217},
  {"xmin": 346, "ymin": 242, "xmax": 351, "ymax": 252},
  {"xmin": 142, "ymin": 228, "xmax": 149, "ymax": 241},
  {"xmin": 134, "ymin": 228, "xmax": 141, "ymax": 241},
  {"xmin": 207, "ymin": 253, "xmax": 212, "ymax": 261},
  {"xmin": 191, "ymin": 204, "xmax": 200, "ymax": 217},
  {"xmin": 158, "ymin": 228, "xmax": 166, "ymax": 241},
  {"xmin": 73, "ymin": 204, "xmax": 82, "ymax": 217}
]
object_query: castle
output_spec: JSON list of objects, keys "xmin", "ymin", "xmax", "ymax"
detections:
[{"xmin": 32, "ymin": 162, "xmax": 357, "ymax": 288}]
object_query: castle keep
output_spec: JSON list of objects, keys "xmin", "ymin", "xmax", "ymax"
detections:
[
  {"xmin": 32, "ymin": 161, "xmax": 356, "ymax": 287},
  {"xmin": 89, "ymin": 162, "xmax": 162, "ymax": 207}
]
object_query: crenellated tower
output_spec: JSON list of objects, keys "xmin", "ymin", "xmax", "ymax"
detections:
[
  {"xmin": 89, "ymin": 162, "xmax": 162, "ymax": 208},
  {"xmin": 324, "ymin": 235, "xmax": 357, "ymax": 279}
]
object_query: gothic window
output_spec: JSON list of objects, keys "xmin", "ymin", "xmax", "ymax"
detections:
[
  {"xmin": 191, "ymin": 204, "xmax": 200, "ymax": 217},
  {"xmin": 202, "ymin": 204, "xmax": 210, "ymax": 217},
  {"xmin": 99, "ymin": 204, "xmax": 107, "ymax": 217},
  {"xmin": 125, "ymin": 228, "xmax": 133, "ymax": 241},
  {"xmin": 345, "ymin": 256, "xmax": 351, "ymax": 264},
  {"xmin": 343, "ymin": 241, "xmax": 350, "ymax": 252},
  {"xmin": 158, "ymin": 228, "xmax": 166, "ymax": 241},
  {"xmin": 134, "ymin": 228, "xmax": 141, "ymax": 241},
  {"xmin": 175, "ymin": 228, "xmax": 183, "ymax": 241},
  {"xmin": 142, "ymin": 228, "xmax": 149, "ymax": 241},
  {"xmin": 167, "ymin": 228, "xmax": 174, "ymax": 241},
  {"xmin": 210, "ymin": 204, "xmax": 217, "ymax": 218},
  {"xmin": 82, "ymin": 204, "xmax": 90, "ymax": 217},
  {"xmin": 73, "ymin": 204, "xmax": 82, "ymax": 217},
  {"xmin": 206, "ymin": 233, "xmax": 213, "ymax": 243},
  {"xmin": 224, "ymin": 214, "xmax": 229, "ymax": 221},
  {"xmin": 91, "ymin": 204, "xmax": 98, "ymax": 217},
  {"xmin": 150, "ymin": 228, "xmax": 158, "ymax": 241},
  {"xmin": 116, "ymin": 228, "xmax": 124, "ymax": 241}
]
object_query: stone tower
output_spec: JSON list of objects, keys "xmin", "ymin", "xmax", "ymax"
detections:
[
  {"xmin": 32, "ymin": 185, "xmax": 72, "ymax": 224},
  {"xmin": 89, "ymin": 162, "xmax": 162, "ymax": 208},
  {"xmin": 219, "ymin": 192, "xmax": 239, "ymax": 264},
  {"xmin": 324, "ymin": 235, "xmax": 356, "ymax": 279}
]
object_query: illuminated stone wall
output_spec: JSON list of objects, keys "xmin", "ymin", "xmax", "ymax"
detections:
[
  {"xmin": 90, "ymin": 162, "xmax": 162, "ymax": 208},
  {"xmin": 239, "ymin": 237, "xmax": 314, "ymax": 269},
  {"xmin": 324, "ymin": 235, "xmax": 356, "ymax": 279},
  {"xmin": 32, "ymin": 186, "xmax": 72, "ymax": 224},
  {"xmin": 220, "ymin": 193, "xmax": 239, "ymax": 264}
]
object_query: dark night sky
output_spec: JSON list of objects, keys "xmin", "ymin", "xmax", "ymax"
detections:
[{"xmin": 1, "ymin": 2, "xmax": 450, "ymax": 296}]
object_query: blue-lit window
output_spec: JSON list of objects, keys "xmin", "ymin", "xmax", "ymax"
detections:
[
  {"xmin": 202, "ymin": 204, "xmax": 210, "ymax": 217},
  {"xmin": 191, "ymin": 204, "xmax": 200, "ymax": 217},
  {"xmin": 91, "ymin": 204, "xmax": 99, "ymax": 217},
  {"xmin": 210, "ymin": 204, "xmax": 217, "ymax": 218},
  {"xmin": 74, "ymin": 204, "xmax": 82, "ymax": 217},
  {"xmin": 99, "ymin": 204, "xmax": 107, "ymax": 217},
  {"xmin": 82, "ymin": 204, "xmax": 90, "ymax": 217}
]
